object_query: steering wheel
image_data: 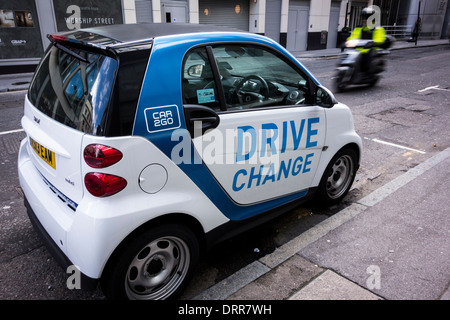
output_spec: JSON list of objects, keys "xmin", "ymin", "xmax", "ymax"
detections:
[{"xmin": 233, "ymin": 75, "xmax": 270, "ymax": 105}]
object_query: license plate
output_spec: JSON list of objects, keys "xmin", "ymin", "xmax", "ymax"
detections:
[{"xmin": 30, "ymin": 138, "xmax": 56, "ymax": 169}]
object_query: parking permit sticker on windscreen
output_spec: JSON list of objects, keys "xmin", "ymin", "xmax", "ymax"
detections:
[
  {"xmin": 144, "ymin": 105, "xmax": 181, "ymax": 133},
  {"xmin": 196, "ymin": 88, "xmax": 215, "ymax": 104}
]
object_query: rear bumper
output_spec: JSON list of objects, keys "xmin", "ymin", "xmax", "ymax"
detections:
[
  {"xmin": 18, "ymin": 138, "xmax": 99, "ymax": 290},
  {"xmin": 24, "ymin": 196, "xmax": 98, "ymax": 290}
]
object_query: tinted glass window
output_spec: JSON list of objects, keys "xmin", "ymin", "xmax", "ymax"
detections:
[
  {"xmin": 107, "ymin": 49, "xmax": 150, "ymax": 136},
  {"xmin": 182, "ymin": 47, "xmax": 221, "ymax": 111},
  {"xmin": 29, "ymin": 46, "xmax": 118, "ymax": 135},
  {"xmin": 212, "ymin": 45, "xmax": 309, "ymax": 110}
]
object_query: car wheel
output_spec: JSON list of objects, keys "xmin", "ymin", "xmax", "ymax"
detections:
[
  {"xmin": 101, "ymin": 224, "xmax": 199, "ymax": 300},
  {"xmin": 316, "ymin": 148, "xmax": 357, "ymax": 205}
]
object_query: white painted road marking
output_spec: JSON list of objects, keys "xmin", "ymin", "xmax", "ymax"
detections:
[
  {"xmin": 0, "ymin": 128, "xmax": 24, "ymax": 136},
  {"xmin": 364, "ymin": 137, "xmax": 426, "ymax": 154},
  {"xmin": 418, "ymin": 85, "xmax": 450, "ymax": 93}
]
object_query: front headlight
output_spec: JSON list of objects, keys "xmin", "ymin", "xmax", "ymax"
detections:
[{"xmin": 345, "ymin": 39, "xmax": 359, "ymax": 48}]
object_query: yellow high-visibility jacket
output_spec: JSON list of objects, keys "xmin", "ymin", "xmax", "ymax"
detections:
[{"xmin": 347, "ymin": 26, "xmax": 386, "ymax": 53}]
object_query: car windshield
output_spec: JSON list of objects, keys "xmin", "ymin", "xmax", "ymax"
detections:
[{"xmin": 28, "ymin": 45, "xmax": 118, "ymax": 135}]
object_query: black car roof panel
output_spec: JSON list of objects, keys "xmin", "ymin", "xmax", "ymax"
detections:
[{"xmin": 60, "ymin": 23, "xmax": 244, "ymax": 45}]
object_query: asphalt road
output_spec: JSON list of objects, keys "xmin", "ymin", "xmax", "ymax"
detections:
[{"xmin": 0, "ymin": 44, "xmax": 449, "ymax": 300}]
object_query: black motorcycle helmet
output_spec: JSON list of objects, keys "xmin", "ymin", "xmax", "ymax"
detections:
[{"xmin": 361, "ymin": 7, "xmax": 375, "ymax": 20}]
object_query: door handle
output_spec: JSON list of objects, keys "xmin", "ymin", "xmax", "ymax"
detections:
[
  {"xmin": 183, "ymin": 104, "xmax": 220, "ymax": 137},
  {"xmin": 189, "ymin": 116, "xmax": 218, "ymax": 124}
]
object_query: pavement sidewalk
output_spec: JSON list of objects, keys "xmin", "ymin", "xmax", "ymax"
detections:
[
  {"xmin": 0, "ymin": 72, "xmax": 34, "ymax": 93},
  {"xmin": 194, "ymin": 147, "xmax": 450, "ymax": 301}
]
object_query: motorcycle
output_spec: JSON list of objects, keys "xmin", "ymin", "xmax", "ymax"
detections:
[{"xmin": 334, "ymin": 37, "xmax": 392, "ymax": 92}]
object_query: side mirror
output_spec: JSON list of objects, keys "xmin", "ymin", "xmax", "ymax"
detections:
[
  {"xmin": 316, "ymin": 86, "xmax": 337, "ymax": 108},
  {"xmin": 187, "ymin": 64, "xmax": 204, "ymax": 77}
]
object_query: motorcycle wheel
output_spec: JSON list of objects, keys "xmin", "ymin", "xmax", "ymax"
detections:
[
  {"xmin": 368, "ymin": 76, "xmax": 379, "ymax": 87},
  {"xmin": 334, "ymin": 70, "xmax": 347, "ymax": 92}
]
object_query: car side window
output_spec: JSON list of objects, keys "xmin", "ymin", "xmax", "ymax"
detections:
[
  {"xmin": 182, "ymin": 47, "xmax": 221, "ymax": 111},
  {"xmin": 211, "ymin": 45, "xmax": 309, "ymax": 111}
]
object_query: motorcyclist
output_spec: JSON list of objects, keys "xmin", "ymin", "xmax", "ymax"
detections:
[{"xmin": 347, "ymin": 7, "xmax": 387, "ymax": 72}]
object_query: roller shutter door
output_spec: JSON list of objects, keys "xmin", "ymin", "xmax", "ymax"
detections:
[
  {"xmin": 136, "ymin": 0, "xmax": 153, "ymax": 23},
  {"xmin": 199, "ymin": 0, "xmax": 249, "ymax": 31},
  {"xmin": 265, "ymin": 0, "xmax": 282, "ymax": 42}
]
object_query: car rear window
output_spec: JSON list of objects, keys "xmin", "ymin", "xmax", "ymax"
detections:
[{"xmin": 29, "ymin": 45, "xmax": 118, "ymax": 135}]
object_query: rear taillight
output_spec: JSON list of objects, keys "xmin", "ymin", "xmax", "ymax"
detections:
[
  {"xmin": 49, "ymin": 34, "xmax": 67, "ymax": 42},
  {"xmin": 83, "ymin": 144, "xmax": 126, "ymax": 197},
  {"xmin": 84, "ymin": 144, "xmax": 123, "ymax": 168},
  {"xmin": 84, "ymin": 173, "xmax": 127, "ymax": 197}
]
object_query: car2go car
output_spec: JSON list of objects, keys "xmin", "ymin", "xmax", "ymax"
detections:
[{"xmin": 18, "ymin": 23, "xmax": 362, "ymax": 300}]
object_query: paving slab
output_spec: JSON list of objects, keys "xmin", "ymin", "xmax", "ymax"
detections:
[
  {"xmin": 289, "ymin": 270, "xmax": 382, "ymax": 300},
  {"xmin": 227, "ymin": 255, "xmax": 323, "ymax": 300}
]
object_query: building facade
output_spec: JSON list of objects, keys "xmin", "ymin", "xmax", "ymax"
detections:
[{"xmin": 1, "ymin": 0, "xmax": 449, "ymax": 72}]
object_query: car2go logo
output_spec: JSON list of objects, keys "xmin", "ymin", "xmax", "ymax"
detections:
[{"xmin": 144, "ymin": 105, "xmax": 181, "ymax": 133}]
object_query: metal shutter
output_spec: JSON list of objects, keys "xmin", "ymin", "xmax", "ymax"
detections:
[
  {"xmin": 199, "ymin": 0, "xmax": 250, "ymax": 31},
  {"xmin": 136, "ymin": 0, "xmax": 153, "ymax": 23},
  {"xmin": 265, "ymin": 0, "xmax": 282, "ymax": 42}
]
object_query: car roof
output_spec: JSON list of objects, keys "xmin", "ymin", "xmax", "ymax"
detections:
[{"xmin": 66, "ymin": 23, "xmax": 246, "ymax": 44}]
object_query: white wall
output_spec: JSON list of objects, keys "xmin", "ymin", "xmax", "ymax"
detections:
[
  {"xmin": 123, "ymin": 0, "xmax": 137, "ymax": 23},
  {"xmin": 309, "ymin": 0, "xmax": 331, "ymax": 33},
  {"xmin": 249, "ymin": 0, "xmax": 266, "ymax": 33}
]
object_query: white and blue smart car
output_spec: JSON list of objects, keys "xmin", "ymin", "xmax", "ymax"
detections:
[{"xmin": 18, "ymin": 23, "xmax": 362, "ymax": 300}]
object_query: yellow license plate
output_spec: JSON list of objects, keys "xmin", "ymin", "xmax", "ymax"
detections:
[{"xmin": 30, "ymin": 138, "xmax": 56, "ymax": 169}]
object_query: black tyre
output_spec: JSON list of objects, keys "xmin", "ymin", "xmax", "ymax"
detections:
[
  {"xmin": 368, "ymin": 76, "xmax": 379, "ymax": 87},
  {"xmin": 101, "ymin": 223, "xmax": 200, "ymax": 300},
  {"xmin": 334, "ymin": 70, "xmax": 347, "ymax": 92},
  {"xmin": 316, "ymin": 148, "xmax": 358, "ymax": 205}
]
